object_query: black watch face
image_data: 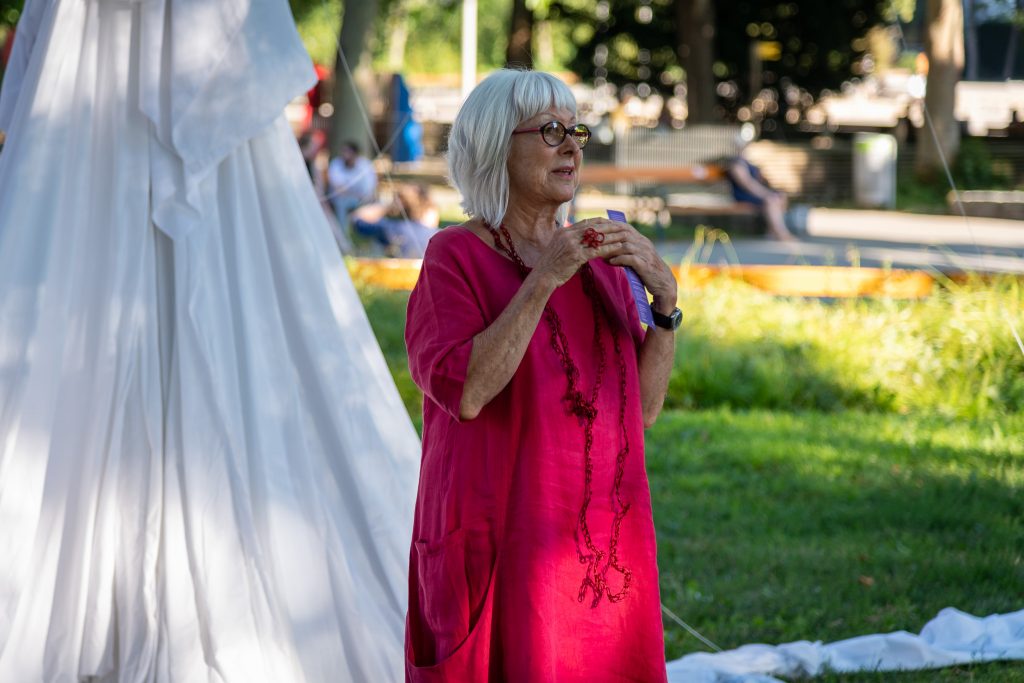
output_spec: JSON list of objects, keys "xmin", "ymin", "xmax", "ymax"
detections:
[
  {"xmin": 670, "ymin": 308, "xmax": 683, "ymax": 329},
  {"xmin": 654, "ymin": 308, "xmax": 682, "ymax": 329}
]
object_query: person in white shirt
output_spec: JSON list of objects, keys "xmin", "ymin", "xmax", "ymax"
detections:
[{"xmin": 327, "ymin": 140, "xmax": 378, "ymax": 241}]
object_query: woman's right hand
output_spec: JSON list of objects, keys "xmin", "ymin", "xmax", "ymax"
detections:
[
  {"xmin": 458, "ymin": 219, "xmax": 623, "ymax": 420},
  {"xmin": 530, "ymin": 219, "xmax": 624, "ymax": 289}
]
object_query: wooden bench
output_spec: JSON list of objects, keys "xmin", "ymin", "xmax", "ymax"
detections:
[
  {"xmin": 579, "ymin": 163, "xmax": 728, "ymax": 185},
  {"xmin": 577, "ymin": 160, "xmax": 761, "ymax": 236},
  {"xmin": 574, "ymin": 125, "xmax": 765, "ymax": 236}
]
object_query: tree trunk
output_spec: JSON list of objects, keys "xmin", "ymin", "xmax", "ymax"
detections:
[
  {"xmin": 916, "ymin": 0, "xmax": 964, "ymax": 181},
  {"xmin": 675, "ymin": 0, "xmax": 717, "ymax": 124},
  {"xmin": 1004, "ymin": 25, "xmax": 1020, "ymax": 80},
  {"xmin": 505, "ymin": 0, "xmax": 533, "ymax": 68},
  {"xmin": 386, "ymin": 3, "xmax": 410, "ymax": 74},
  {"xmin": 331, "ymin": 0, "xmax": 379, "ymax": 157},
  {"xmin": 963, "ymin": 0, "xmax": 978, "ymax": 81},
  {"xmin": 1002, "ymin": 0, "xmax": 1023, "ymax": 80},
  {"xmin": 535, "ymin": 20, "xmax": 554, "ymax": 68}
]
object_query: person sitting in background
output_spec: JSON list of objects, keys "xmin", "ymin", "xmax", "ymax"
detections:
[
  {"xmin": 298, "ymin": 128, "xmax": 328, "ymax": 189},
  {"xmin": 351, "ymin": 183, "xmax": 439, "ymax": 258},
  {"xmin": 726, "ymin": 136, "xmax": 796, "ymax": 242},
  {"xmin": 327, "ymin": 140, "xmax": 378, "ymax": 232}
]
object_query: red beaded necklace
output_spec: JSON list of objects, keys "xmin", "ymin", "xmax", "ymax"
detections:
[{"xmin": 484, "ymin": 221, "xmax": 632, "ymax": 607}]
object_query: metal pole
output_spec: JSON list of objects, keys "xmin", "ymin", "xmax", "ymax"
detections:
[{"xmin": 461, "ymin": 0, "xmax": 478, "ymax": 101}]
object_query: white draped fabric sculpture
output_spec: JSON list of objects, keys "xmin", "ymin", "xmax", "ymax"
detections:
[{"xmin": 0, "ymin": 0, "xmax": 420, "ymax": 681}]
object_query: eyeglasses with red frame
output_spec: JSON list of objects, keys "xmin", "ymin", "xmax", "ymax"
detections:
[{"xmin": 511, "ymin": 120, "xmax": 591, "ymax": 149}]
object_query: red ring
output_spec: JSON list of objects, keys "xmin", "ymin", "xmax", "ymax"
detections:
[{"xmin": 581, "ymin": 228, "xmax": 605, "ymax": 248}]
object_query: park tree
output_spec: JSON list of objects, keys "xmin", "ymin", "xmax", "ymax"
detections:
[
  {"xmin": 675, "ymin": 0, "xmax": 716, "ymax": 123},
  {"xmin": 505, "ymin": 1, "xmax": 580, "ymax": 71},
  {"xmin": 916, "ymin": 0, "xmax": 964, "ymax": 179},
  {"xmin": 330, "ymin": 0, "xmax": 380, "ymax": 157},
  {"xmin": 558, "ymin": 0, "xmax": 679, "ymax": 91},
  {"xmin": 292, "ymin": 0, "xmax": 522, "ymax": 153},
  {"xmin": 961, "ymin": 0, "xmax": 1024, "ymax": 79},
  {"xmin": 964, "ymin": 0, "xmax": 980, "ymax": 80},
  {"xmin": 291, "ymin": 0, "xmax": 390, "ymax": 156},
  {"xmin": 1004, "ymin": 0, "xmax": 1024, "ymax": 79},
  {"xmin": 507, "ymin": 0, "xmax": 535, "ymax": 67},
  {"xmin": 368, "ymin": 0, "xmax": 512, "ymax": 73},
  {"xmin": 558, "ymin": 0, "xmax": 890, "ymax": 126}
]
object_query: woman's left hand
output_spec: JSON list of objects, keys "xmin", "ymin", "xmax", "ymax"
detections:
[
  {"xmin": 575, "ymin": 218, "xmax": 678, "ymax": 312},
  {"xmin": 573, "ymin": 218, "xmax": 678, "ymax": 427}
]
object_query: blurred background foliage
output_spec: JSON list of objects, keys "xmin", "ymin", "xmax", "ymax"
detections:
[
  {"xmin": 3, "ymin": 0, "xmax": 1022, "ymax": 89},
  {"xmin": 560, "ymin": 1, "xmax": 890, "ymax": 101},
  {"xmin": 3, "ymin": 1, "xmax": 1022, "ymax": 185},
  {"xmin": 357, "ymin": 273, "xmax": 1024, "ymax": 422}
]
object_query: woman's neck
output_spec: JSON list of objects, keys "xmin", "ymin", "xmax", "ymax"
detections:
[{"xmin": 501, "ymin": 201, "xmax": 559, "ymax": 249}]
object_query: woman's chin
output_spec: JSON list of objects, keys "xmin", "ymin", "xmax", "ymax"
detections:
[{"xmin": 549, "ymin": 187, "xmax": 577, "ymax": 205}]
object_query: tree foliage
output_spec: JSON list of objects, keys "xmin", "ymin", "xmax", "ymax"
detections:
[
  {"xmin": 292, "ymin": 0, "xmax": 584, "ymax": 76},
  {"xmin": 291, "ymin": 0, "xmax": 345, "ymax": 66},
  {"xmin": 556, "ymin": 0, "xmax": 894, "ymax": 120},
  {"xmin": 0, "ymin": 0, "xmax": 21, "ymax": 27},
  {"xmin": 384, "ymin": 0, "xmax": 513, "ymax": 73},
  {"xmin": 1, "ymin": 0, "xmax": 24, "ymax": 69}
]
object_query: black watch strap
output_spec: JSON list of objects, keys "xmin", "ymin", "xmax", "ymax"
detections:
[{"xmin": 651, "ymin": 307, "xmax": 683, "ymax": 331}]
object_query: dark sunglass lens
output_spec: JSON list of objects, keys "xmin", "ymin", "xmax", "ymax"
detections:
[
  {"xmin": 541, "ymin": 121, "xmax": 567, "ymax": 146},
  {"xmin": 572, "ymin": 125, "xmax": 591, "ymax": 149}
]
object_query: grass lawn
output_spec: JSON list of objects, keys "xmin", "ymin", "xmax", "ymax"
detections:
[
  {"xmin": 647, "ymin": 409, "xmax": 1024, "ymax": 681},
  {"xmin": 358, "ymin": 285, "xmax": 1024, "ymax": 680}
]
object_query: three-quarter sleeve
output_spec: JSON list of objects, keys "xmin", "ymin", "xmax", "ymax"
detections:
[{"xmin": 406, "ymin": 232, "xmax": 487, "ymax": 420}]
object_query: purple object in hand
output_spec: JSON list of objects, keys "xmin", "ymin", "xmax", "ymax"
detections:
[{"xmin": 606, "ymin": 210, "xmax": 655, "ymax": 327}]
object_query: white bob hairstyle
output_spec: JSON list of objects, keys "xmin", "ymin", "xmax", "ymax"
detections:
[{"xmin": 447, "ymin": 69, "xmax": 578, "ymax": 228}]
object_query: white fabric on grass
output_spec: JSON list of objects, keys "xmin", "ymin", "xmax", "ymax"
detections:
[
  {"xmin": 666, "ymin": 607, "xmax": 1024, "ymax": 682},
  {"xmin": 0, "ymin": 0, "xmax": 419, "ymax": 681}
]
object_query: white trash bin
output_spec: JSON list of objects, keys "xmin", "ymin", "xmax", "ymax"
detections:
[{"xmin": 853, "ymin": 133, "xmax": 897, "ymax": 209}]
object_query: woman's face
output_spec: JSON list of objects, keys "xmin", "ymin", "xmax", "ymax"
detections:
[{"xmin": 506, "ymin": 106, "xmax": 582, "ymax": 209}]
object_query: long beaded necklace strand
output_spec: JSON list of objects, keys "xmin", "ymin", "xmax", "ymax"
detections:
[{"xmin": 484, "ymin": 221, "xmax": 632, "ymax": 607}]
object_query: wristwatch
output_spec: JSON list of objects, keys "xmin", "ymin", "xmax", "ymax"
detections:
[{"xmin": 651, "ymin": 307, "xmax": 683, "ymax": 331}]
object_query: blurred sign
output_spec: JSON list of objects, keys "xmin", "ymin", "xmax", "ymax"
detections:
[{"xmin": 756, "ymin": 41, "xmax": 782, "ymax": 61}]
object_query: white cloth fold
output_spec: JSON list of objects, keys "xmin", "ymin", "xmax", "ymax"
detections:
[
  {"xmin": 666, "ymin": 608, "xmax": 1024, "ymax": 682},
  {"xmin": 139, "ymin": 0, "xmax": 315, "ymax": 239}
]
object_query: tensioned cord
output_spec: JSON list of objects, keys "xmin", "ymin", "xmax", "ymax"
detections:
[{"xmin": 892, "ymin": 18, "xmax": 1024, "ymax": 357}]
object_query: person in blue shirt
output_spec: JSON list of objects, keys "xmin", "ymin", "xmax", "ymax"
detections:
[{"xmin": 726, "ymin": 140, "xmax": 796, "ymax": 242}]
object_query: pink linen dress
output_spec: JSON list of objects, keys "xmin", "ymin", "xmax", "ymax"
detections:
[{"xmin": 405, "ymin": 226, "xmax": 668, "ymax": 682}]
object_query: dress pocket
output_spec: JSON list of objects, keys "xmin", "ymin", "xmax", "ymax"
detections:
[{"xmin": 410, "ymin": 526, "xmax": 495, "ymax": 668}]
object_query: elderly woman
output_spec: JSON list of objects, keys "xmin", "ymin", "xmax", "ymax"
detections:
[{"xmin": 405, "ymin": 69, "xmax": 680, "ymax": 681}]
